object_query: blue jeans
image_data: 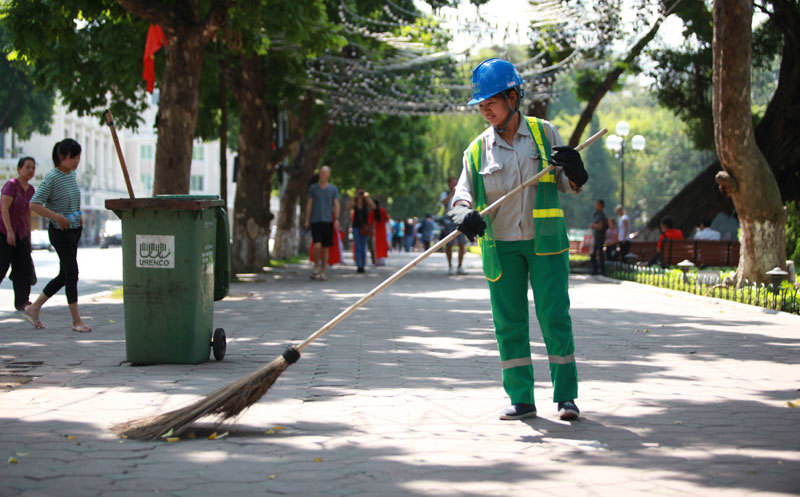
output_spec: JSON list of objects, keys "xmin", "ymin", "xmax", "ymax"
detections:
[
  {"xmin": 353, "ymin": 228, "xmax": 368, "ymax": 269},
  {"xmin": 404, "ymin": 235, "xmax": 414, "ymax": 252}
]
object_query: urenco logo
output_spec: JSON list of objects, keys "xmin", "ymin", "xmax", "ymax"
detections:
[{"xmin": 136, "ymin": 234, "xmax": 175, "ymax": 269}]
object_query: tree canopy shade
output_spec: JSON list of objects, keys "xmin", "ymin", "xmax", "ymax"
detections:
[
  {"xmin": 1, "ymin": 0, "xmax": 148, "ymax": 131},
  {"xmin": 0, "ymin": 26, "xmax": 53, "ymax": 141}
]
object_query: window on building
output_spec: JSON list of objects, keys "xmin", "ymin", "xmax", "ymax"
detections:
[
  {"xmin": 140, "ymin": 173, "xmax": 153, "ymax": 193},
  {"xmin": 192, "ymin": 145, "xmax": 204, "ymax": 161},
  {"xmin": 140, "ymin": 144, "xmax": 154, "ymax": 160},
  {"xmin": 189, "ymin": 175, "xmax": 204, "ymax": 192}
]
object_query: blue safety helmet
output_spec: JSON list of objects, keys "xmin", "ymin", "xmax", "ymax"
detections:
[{"xmin": 468, "ymin": 58, "xmax": 525, "ymax": 106}]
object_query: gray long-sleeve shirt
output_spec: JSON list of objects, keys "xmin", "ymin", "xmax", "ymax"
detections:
[{"xmin": 453, "ymin": 118, "xmax": 579, "ymax": 242}]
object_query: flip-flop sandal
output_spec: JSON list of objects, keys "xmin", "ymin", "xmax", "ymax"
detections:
[
  {"xmin": 319, "ymin": 275, "xmax": 328, "ymax": 281},
  {"xmin": 310, "ymin": 273, "xmax": 320, "ymax": 280},
  {"xmin": 21, "ymin": 310, "xmax": 45, "ymax": 329},
  {"xmin": 72, "ymin": 325, "xmax": 92, "ymax": 333}
]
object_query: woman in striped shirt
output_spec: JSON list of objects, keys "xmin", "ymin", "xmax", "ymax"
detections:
[{"xmin": 25, "ymin": 139, "xmax": 91, "ymax": 332}]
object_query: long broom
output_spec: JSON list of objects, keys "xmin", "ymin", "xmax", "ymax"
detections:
[{"xmin": 113, "ymin": 128, "xmax": 608, "ymax": 440}]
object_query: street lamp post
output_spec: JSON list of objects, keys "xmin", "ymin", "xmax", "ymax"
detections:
[{"xmin": 605, "ymin": 121, "xmax": 645, "ymax": 209}]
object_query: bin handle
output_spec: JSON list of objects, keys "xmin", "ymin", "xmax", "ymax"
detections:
[{"xmin": 104, "ymin": 110, "xmax": 136, "ymax": 199}]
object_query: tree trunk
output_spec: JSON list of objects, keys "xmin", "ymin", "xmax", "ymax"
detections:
[
  {"xmin": 231, "ymin": 54, "xmax": 272, "ymax": 273},
  {"xmin": 713, "ymin": 0, "xmax": 786, "ymax": 284},
  {"xmin": 273, "ymin": 119, "xmax": 335, "ymax": 259},
  {"xmin": 115, "ymin": 1, "xmax": 227, "ymax": 195},
  {"xmin": 219, "ymin": 54, "xmax": 228, "ymax": 205},
  {"xmin": 152, "ymin": 30, "xmax": 205, "ymax": 194}
]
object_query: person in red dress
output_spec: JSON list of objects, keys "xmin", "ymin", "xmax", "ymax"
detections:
[{"xmin": 369, "ymin": 200, "xmax": 389, "ymax": 266}]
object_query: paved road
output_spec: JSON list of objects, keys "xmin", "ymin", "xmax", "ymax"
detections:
[
  {"xmin": 0, "ymin": 246, "xmax": 123, "ymax": 313},
  {"xmin": 0, "ymin": 250, "xmax": 798, "ymax": 496}
]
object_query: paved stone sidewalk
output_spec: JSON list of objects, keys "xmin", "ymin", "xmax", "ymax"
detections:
[{"xmin": 1, "ymin": 250, "xmax": 798, "ymax": 497}]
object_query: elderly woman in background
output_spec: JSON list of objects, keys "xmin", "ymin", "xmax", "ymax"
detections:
[{"xmin": 1, "ymin": 156, "xmax": 37, "ymax": 312}]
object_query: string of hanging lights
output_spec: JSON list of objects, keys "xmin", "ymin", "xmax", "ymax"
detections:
[{"xmin": 304, "ymin": 0, "xmax": 602, "ymax": 126}]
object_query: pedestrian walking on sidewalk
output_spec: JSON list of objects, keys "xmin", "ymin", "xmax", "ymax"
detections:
[
  {"xmin": 441, "ymin": 177, "xmax": 468, "ymax": 275},
  {"xmin": 369, "ymin": 200, "xmax": 389, "ymax": 265},
  {"xmin": 449, "ymin": 58, "xmax": 588, "ymax": 421},
  {"xmin": 351, "ymin": 189, "xmax": 375, "ymax": 273},
  {"xmin": 615, "ymin": 204, "xmax": 632, "ymax": 260},
  {"xmin": 1, "ymin": 156, "xmax": 36, "ymax": 312},
  {"xmin": 403, "ymin": 218, "xmax": 415, "ymax": 252},
  {"xmin": 25, "ymin": 139, "xmax": 92, "ymax": 332},
  {"xmin": 589, "ymin": 199, "xmax": 608, "ymax": 275},
  {"xmin": 419, "ymin": 214, "xmax": 435, "ymax": 251},
  {"xmin": 305, "ymin": 165, "xmax": 340, "ymax": 282}
]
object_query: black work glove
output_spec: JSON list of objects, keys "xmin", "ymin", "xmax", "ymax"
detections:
[
  {"xmin": 447, "ymin": 204, "xmax": 486, "ymax": 242},
  {"xmin": 551, "ymin": 145, "xmax": 588, "ymax": 188}
]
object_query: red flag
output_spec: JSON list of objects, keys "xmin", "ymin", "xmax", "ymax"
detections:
[{"xmin": 142, "ymin": 24, "xmax": 168, "ymax": 94}]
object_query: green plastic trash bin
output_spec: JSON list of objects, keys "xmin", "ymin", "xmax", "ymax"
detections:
[{"xmin": 105, "ymin": 195, "xmax": 231, "ymax": 365}]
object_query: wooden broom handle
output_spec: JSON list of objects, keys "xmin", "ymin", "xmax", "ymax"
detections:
[
  {"xmin": 104, "ymin": 110, "xmax": 136, "ymax": 199},
  {"xmin": 297, "ymin": 128, "xmax": 608, "ymax": 352}
]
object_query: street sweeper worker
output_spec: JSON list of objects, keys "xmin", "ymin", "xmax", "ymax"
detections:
[{"xmin": 448, "ymin": 58, "xmax": 588, "ymax": 421}]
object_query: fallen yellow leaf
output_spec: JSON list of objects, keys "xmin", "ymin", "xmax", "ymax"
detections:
[
  {"xmin": 268, "ymin": 474, "xmax": 277, "ymax": 480},
  {"xmin": 208, "ymin": 432, "xmax": 218, "ymax": 440},
  {"xmin": 313, "ymin": 457, "xmax": 323, "ymax": 463},
  {"xmin": 160, "ymin": 428, "xmax": 174, "ymax": 438},
  {"xmin": 166, "ymin": 437, "xmax": 179, "ymax": 443},
  {"xmin": 120, "ymin": 435, "xmax": 128, "ymax": 439},
  {"xmin": 264, "ymin": 429, "xmax": 275, "ymax": 435},
  {"xmin": 787, "ymin": 400, "xmax": 800, "ymax": 408},
  {"xmin": 644, "ymin": 329, "xmax": 650, "ymax": 333},
  {"xmin": 109, "ymin": 319, "xmax": 116, "ymax": 323},
  {"xmin": 66, "ymin": 435, "xmax": 76, "ymax": 440},
  {"xmin": 8, "ymin": 456, "xmax": 17, "ymax": 464},
  {"xmin": 273, "ymin": 426, "xmax": 285, "ymax": 431},
  {"xmin": 185, "ymin": 432, "xmax": 197, "ymax": 439}
]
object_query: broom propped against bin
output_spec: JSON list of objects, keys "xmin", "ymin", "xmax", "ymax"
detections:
[{"xmin": 113, "ymin": 128, "xmax": 608, "ymax": 440}]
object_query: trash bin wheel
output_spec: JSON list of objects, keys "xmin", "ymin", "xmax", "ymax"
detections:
[{"xmin": 212, "ymin": 328, "xmax": 226, "ymax": 361}]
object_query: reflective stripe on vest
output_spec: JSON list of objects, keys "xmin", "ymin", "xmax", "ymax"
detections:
[{"xmin": 533, "ymin": 208, "xmax": 564, "ymax": 218}]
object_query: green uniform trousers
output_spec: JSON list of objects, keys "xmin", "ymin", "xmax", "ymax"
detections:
[{"xmin": 488, "ymin": 239, "xmax": 578, "ymax": 404}]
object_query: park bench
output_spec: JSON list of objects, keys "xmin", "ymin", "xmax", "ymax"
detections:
[{"xmin": 625, "ymin": 239, "xmax": 740, "ymax": 267}]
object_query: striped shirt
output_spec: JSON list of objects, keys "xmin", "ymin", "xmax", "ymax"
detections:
[{"xmin": 30, "ymin": 168, "xmax": 82, "ymax": 229}]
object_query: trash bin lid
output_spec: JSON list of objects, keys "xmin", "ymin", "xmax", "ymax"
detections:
[{"xmin": 105, "ymin": 195, "xmax": 224, "ymax": 210}]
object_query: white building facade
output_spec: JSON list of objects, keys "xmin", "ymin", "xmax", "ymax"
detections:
[{"xmin": 0, "ymin": 93, "xmax": 237, "ymax": 245}]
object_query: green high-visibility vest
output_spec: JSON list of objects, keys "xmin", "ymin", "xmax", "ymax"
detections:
[{"xmin": 465, "ymin": 116, "xmax": 569, "ymax": 281}]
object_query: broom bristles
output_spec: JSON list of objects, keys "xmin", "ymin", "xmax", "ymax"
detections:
[{"xmin": 113, "ymin": 354, "xmax": 291, "ymax": 440}]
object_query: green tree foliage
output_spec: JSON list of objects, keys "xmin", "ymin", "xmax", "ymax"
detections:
[
  {"xmin": 548, "ymin": 76, "xmax": 709, "ymax": 230},
  {"xmin": 646, "ymin": 0, "xmax": 714, "ymax": 150},
  {"xmin": 322, "ymin": 115, "xmax": 437, "ymax": 219},
  {"xmin": 787, "ymin": 201, "xmax": 800, "ymax": 266},
  {"xmin": 0, "ymin": 26, "xmax": 53, "ymax": 140},
  {"xmin": 1, "ymin": 0, "xmax": 150, "ymax": 129},
  {"xmin": 427, "ymin": 111, "xmax": 486, "ymax": 203}
]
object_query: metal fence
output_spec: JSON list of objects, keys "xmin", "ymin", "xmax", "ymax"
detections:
[{"xmin": 605, "ymin": 261, "xmax": 800, "ymax": 315}]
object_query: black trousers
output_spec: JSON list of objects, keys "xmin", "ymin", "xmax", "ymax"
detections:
[
  {"xmin": 590, "ymin": 233, "xmax": 605, "ymax": 275},
  {"xmin": 0, "ymin": 234, "xmax": 32, "ymax": 310},
  {"xmin": 44, "ymin": 226, "xmax": 82, "ymax": 304}
]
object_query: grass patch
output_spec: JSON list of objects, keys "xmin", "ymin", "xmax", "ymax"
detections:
[{"xmin": 268, "ymin": 254, "xmax": 306, "ymax": 267}]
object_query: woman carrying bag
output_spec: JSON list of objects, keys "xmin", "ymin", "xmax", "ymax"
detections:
[{"xmin": 350, "ymin": 189, "xmax": 375, "ymax": 273}]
